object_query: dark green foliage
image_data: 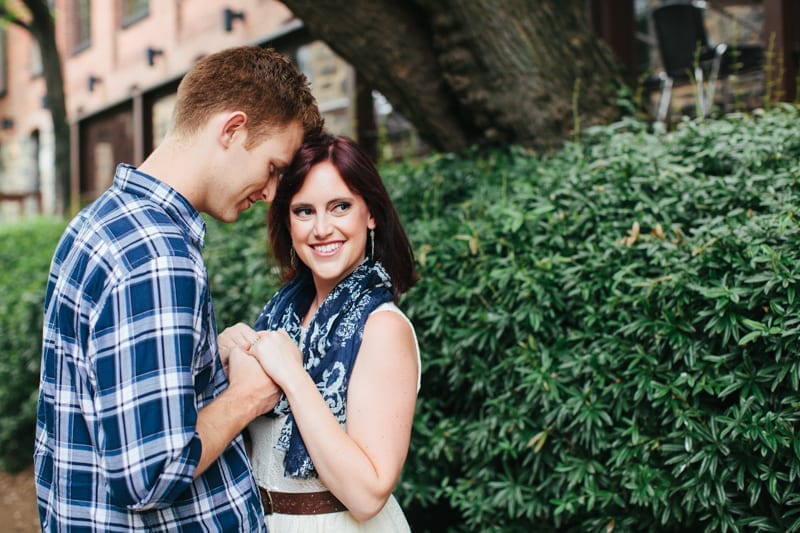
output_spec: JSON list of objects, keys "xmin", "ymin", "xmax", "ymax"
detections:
[
  {"xmin": 0, "ymin": 217, "xmax": 66, "ymax": 472},
  {"xmin": 202, "ymin": 203, "xmax": 282, "ymax": 329},
  {"xmin": 385, "ymin": 106, "xmax": 800, "ymax": 532}
]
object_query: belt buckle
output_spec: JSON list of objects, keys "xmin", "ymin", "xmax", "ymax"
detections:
[{"xmin": 261, "ymin": 487, "xmax": 274, "ymax": 515}]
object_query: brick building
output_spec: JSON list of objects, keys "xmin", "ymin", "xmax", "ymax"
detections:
[{"xmin": 0, "ymin": 0, "xmax": 368, "ymax": 220}]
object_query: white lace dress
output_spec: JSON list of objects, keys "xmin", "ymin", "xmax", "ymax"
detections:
[{"xmin": 248, "ymin": 303, "xmax": 421, "ymax": 532}]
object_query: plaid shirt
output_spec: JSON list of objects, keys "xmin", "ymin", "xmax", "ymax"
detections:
[{"xmin": 34, "ymin": 164, "xmax": 267, "ymax": 532}]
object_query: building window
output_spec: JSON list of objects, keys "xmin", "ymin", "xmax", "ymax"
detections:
[
  {"xmin": 30, "ymin": 41, "xmax": 42, "ymax": 78},
  {"xmin": 70, "ymin": 0, "xmax": 91, "ymax": 54},
  {"xmin": 0, "ymin": 28, "xmax": 7, "ymax": 97},
  {"xmin": 120, "ymin": 0, "xmax": 149, "ymax": 28},
  {"xmin": 29, "ymin": 130, "xmax": 41, "ymax": 191}
]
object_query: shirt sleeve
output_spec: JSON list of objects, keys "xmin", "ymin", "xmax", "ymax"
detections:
[{"xmin": 87, "ymin": 254, "xmax": 206, "ymax": 510}]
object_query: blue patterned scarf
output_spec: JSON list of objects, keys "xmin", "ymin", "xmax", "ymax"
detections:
[{"xmin": 252, "ymin": 259, "xmax": 393, "ymax": 478}]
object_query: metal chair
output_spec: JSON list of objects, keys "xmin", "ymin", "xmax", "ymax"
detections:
[{"xmin": 651, "ymin": 1, "xmax": 728, "ymax": 122}]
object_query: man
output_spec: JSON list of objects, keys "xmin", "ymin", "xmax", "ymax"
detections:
[{"xmin": 34, "ymin": 45, "xmax": 323, "ymax": 531}]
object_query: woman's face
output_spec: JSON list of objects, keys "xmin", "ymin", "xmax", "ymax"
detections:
[{"xmin": 289, "ymin": 161, "xmax": 375, "ymax": 296}]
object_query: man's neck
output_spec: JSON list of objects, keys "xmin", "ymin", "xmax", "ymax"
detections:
[{"xmin": 139, "ymin": 136, "xmax": 206, "ymax": 211}]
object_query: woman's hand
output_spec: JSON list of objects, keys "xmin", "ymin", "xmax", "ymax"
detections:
[
  {"xmin": 248, "ymin": 330, "xmax": 304, "ymax": 387},
  {"xmin": 219, "ymin": 322, "xmax": 260, "ymax": 377}
]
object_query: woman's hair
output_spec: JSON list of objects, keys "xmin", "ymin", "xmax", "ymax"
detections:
[
  {"xmin": 172, "ymin": 46, "xmax": 323, "ymax": 145},
  {"xmin": 269, "ymin": 134, "xmax": 418, "ymax": 299}
]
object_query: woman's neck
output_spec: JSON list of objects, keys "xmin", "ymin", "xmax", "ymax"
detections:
[{"xmin": 301, "ymin": 294, "xmax": 327, "ymax": 328}]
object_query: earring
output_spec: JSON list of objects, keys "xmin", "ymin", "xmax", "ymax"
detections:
[
  {"xmin": 369, "ymin": 229, "xmax": 375, "ymax": 260},
  {"xmin": 290, "ymin": 247, "xmax": 297, "ymax": 269}
]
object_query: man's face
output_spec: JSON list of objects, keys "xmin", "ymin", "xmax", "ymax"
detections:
[{"xmin": 208, "ymin": 121, "xmax": 303, "ymax": 223}]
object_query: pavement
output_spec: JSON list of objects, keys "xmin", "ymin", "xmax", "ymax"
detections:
[{"xmin": 0, "ymin": 465, "xmax": 39, "ymax": 532}]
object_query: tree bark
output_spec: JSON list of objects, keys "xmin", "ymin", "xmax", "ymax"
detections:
[
  {"xmin": 25, "ymin": 0, "xmax": 70, "ymax": 215},
  {"xmin": 10, "ymin": 0, "xmax": 71, "ymax": 215},
  {"xmin": 281, "ymin": 0, "xmax": 626, "ymax": 152}
]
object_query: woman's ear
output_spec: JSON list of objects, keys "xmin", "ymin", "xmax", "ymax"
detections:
[{"xmin": 367, "ymin": 213, "xmax": 376, "ymax": 230}]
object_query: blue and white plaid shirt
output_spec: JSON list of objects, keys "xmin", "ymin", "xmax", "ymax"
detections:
[{"xmin": 35, "ymin": 164, "xmax": 267, "ymax": 532}]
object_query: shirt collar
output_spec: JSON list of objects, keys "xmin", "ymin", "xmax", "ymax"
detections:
[{"xmin": 114, "ymin": 163, "xmax": 206, "ymax": 248}]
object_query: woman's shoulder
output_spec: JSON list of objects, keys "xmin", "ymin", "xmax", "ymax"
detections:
[
  {"xmin": 367, "ymin": 302, "xmax": 421, "ymax": 391},
  {"xmin": 368, "ymin": 302, "xmax": 416, "ymax": 335},
  {"xmin": 370, "ymin": 301, "xmax": 406, "ymax": 318}
]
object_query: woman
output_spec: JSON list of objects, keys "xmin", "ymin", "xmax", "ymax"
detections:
[{"xmin": 221, "ymin": 134, "xmax": 419, "ymax": 531}]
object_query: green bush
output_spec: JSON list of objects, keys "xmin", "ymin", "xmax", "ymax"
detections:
[
  {"xmin": 0, "ymin": 217, "xmax": 66, "ymax": 471},
  {"xmin": 2, "ymin": 107, "xmax": 799, "ymax": 533},
  {"xmin": 203, "ymin": 202, "xmax": 282, "ymax": 329},
  {"xmin": 383, "ymin": 106, "xmax": 800, "ymax": 532}
]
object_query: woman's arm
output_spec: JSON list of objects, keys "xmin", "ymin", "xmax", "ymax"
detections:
[{"xmin": 250, "ymin": 311, "xmax": 418, "ymax": 521}]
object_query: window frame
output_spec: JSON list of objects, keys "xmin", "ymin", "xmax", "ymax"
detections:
[
  {"xmin": 70, "ymin": 0, "xmax": 92, "ymax": 55},
  {"xmin": 0, "ymin": 27, "xmax": 7, "ymax": 97},
  {"xmin": 120, "ymin": 0, "xmax": 149, "ymax": 28}
]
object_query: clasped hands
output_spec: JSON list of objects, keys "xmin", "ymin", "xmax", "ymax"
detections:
[{"xmin": 219, "ymin": 322, "xmax": 303, "ymax": 393}]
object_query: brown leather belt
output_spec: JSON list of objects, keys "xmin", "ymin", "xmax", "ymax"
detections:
[{"xmin": 259, "ymin": 486, "xmax": 347, "ymax": 515}]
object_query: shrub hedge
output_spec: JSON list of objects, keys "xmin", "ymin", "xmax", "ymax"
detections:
[
  {"xmin": 0, "ymin": 217, "xmax": 66, "ymax": 471},
  {"xmin": 203, "ymin": 203, "xmax": 281, "ymax": 329},
  {"xmin": 385, "ymin": 105, "xmax": 800, "ymax": 532},
  {"xmin": 1, "ymin": 106, "xmax": 798, "ymax": 531}
]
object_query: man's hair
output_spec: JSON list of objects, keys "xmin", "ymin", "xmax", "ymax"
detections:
[{"xmin": 173, "ymin": 46, "xmax": 324, "ymax": 146}]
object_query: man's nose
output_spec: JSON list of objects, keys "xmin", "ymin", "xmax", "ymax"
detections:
[{"xmin": 261, "ymin": 179, "xmax": 277, "ymax": 203}]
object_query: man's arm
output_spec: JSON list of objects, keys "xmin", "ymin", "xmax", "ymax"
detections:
[
  {"xmin": 89, "ymin": 256, "xmax": 276, "ymax": 508},
  {"xmin": 193, "ymin": 346, "xmax": 279, "ymax": 477}
]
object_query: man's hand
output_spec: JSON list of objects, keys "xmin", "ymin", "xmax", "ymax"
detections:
[
  {"xmin": 193, "ymin": 345, "xmax": 280, "ymax": 478},
  {"xmin": 218, "ymin": 322, "xmax": 259, "ymax": 377},
  {"xmin": 227, "ymin": 345, "xmax": 281, "ymax": 415}
]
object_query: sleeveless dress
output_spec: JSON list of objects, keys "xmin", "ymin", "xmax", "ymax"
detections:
[{"xmin": 248, "ymin": 302, "xmax": 421, "ymax": 532}]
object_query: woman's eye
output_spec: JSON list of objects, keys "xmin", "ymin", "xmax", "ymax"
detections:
[
  {"xmin": 293, "ymin": 207, "xmax": 312, "ymax": 217},
  {"xmin": 333, "ymin": 202, "xmax": 351, "ymax": 213}
]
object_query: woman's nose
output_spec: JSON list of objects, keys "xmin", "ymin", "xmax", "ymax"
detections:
[{"xmin": 313, "ymin": 214, "xmax": 332, "ymax": 237}]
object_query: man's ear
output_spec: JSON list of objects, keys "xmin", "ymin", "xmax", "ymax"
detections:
[{"xmin": 220, "ymin": 111, "xmax": 248, "ymax": 148}]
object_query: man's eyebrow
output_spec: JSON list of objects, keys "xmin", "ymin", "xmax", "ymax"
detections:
[{"xmin": 271, "ymin": 158, "xmax": 290, "ymax": 172}]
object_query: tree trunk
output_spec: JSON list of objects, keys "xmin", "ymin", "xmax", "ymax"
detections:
[
  {"xmin": 22, "ymin": 0, "xmax": 70, "ymax": 215},
  {"xmin": 281, "ymin": 0, "xmax": 626, "ymax": 152}
]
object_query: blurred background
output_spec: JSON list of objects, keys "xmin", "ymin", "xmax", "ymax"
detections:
[{"xmin": 0, "ymin": 0, "xmax": 795, "ymax": 223}]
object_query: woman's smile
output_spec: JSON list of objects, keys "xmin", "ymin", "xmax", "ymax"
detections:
[{"xmin": 312, "ymin": 241, "xmax": 344, "ymax": 255}]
